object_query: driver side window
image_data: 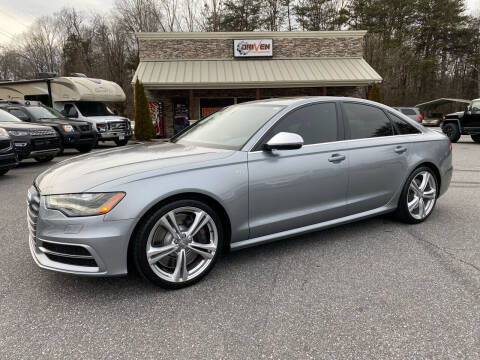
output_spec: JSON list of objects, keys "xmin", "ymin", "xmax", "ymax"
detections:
[
  {"xmin": 63, "ymin": 104, "xmax": 78, "ymax": 117},
  {"xmin": 471, "ymin": 101, "xmax": 480, "ymax": 112},
  {"xmin": 263, "ymin": 103, "xmax": 338, "ymax": 146}
]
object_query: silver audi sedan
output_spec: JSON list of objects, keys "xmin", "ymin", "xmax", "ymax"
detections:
[{"xmin": 28, "ymin": 97, "xmax": 452, "ymax": 288}]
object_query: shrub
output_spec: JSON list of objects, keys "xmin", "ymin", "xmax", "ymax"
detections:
[
  {"xmin": 368, "ymin": 83, "xmax": 383, "ymax": 104},
  {"xmin": 134, "ymin": 79, "xmax": 156, "ymax": 141}
]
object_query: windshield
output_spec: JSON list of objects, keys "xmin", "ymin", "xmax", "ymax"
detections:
[
  {"xmin": 76, "ymin": 101, "xmax": 114, "ymax": 117},
  {"xmin": 0, "ymin": 109, "xmax": 21, "ymax": 122},
  {"xmin": 27, "ymin": 106, "xmax": 64, "ymax": 119},
  {"xmin": 173, "ymin": 104, "xmax": 285, "ymax": 150}
]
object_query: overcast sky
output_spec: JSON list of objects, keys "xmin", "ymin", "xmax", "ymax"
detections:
[{"xmin": 0, "ymin": 0, "xmax": 479, "ymax": 44}]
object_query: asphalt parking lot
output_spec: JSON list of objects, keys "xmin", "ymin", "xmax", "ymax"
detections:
[{"xmin": 0, "ymin": 138, "xmax": 479, "ymax": 359}]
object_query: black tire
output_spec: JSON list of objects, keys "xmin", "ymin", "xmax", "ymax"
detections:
[
  {"xmin": 442, "ymin": 123, "xmax": 461, "ymax": 143},
  {"xmin": 395, "ymin": 166, "xmax": 438, "ymax": 224},
  {"xmin": 114, "ymin": 139, "xmax": 129, "ymax": 146},
  {"xmin": 34, "ymin": 155, "xmax": 54, "ymax": 163},
  {"xmin": 75, "ymin": 144, "xmax": 94, "ymax": 153},
  {"xmin": 471, "ymin": 135, "xmax": 480, "ymax": 143},
  {"xmin": 0, "ymin": 169, "xmax": 9, "ymax": 176},
  {"xmin": 57, "ymin": 145, "xmax": 64, "ymax": 156},
  {"xmin": 132, "ymin": 199, "xmax": 224, "ymax": 289}
]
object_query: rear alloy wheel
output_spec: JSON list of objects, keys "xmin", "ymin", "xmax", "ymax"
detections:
[
  {"xmin": 133, "ymin": 200, "xmax": 223, "ymax": 289},
  {"xmin": 442, "ymin": 123, "xmax": 461, "ymax": 143},
  {"xmin": 114, "ymin": 139, "xmax": 129, "ymax": 146},
  {"xmin": 471, "ymin": 134, "xmax": 480, "ymax": 143},
  {"xmin": 396, "ymin": 167, "xmax": 438, "ymax": 224},
  {"xmin": 34, "ymin": 155, "xmax": 54, "ymax": 163}
]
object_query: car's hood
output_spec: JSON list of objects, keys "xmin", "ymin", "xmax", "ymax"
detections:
[
  {"xmin": 0, "ymin": 122, "xmax": 53, "ymax": 130},
  {"xmin": 36, "ymin": 142, "xmax": 234, "ymax": 194},
  {"xmin": 86, "ymin": 115, "xmax": 129, "ymax": 123},
  {"xmin": 37, "ymin": 118, "xmax": 89, "ymax": 126},
  {"xmin": 445, "ymin": 111, "xmax": 463, "ymax": 118}
]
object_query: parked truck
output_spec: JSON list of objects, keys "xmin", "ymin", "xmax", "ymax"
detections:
[{"xmin": 0, "ymin": 74, "xmax": 133, "ymax": 146}]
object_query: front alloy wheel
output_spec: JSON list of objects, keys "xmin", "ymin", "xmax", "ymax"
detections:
[{"xmin": 133, "ymin": 200, "xmax": 223, "ymax": 288}]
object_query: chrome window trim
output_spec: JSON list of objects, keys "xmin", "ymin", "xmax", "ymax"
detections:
[{"xmin": 248, "ymin": 131, "xmax": 425, "ymax": 153}]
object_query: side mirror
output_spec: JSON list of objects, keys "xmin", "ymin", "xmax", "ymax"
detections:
[
  {"xmin": 18, "ymin": 115, "xmax": 30, "ymax": 121},
  {"xmin": 263, "ymin": 132, "xmax": 304, "ymax": 151}
]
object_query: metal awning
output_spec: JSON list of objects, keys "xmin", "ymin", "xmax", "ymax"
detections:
[
  {"xmin": 416, "ymin": 98, "xmax": 470, "ymax": 108},
  {"xmin": 133, "ymin": 58, "xmax": 382, "ymax": 89}
]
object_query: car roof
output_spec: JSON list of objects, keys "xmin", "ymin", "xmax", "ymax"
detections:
[{"xmin": 241, "ymin": 96, "xmax": 392, "ymax": 108}]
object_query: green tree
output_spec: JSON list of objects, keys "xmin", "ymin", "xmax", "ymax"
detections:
[
  {"xmin": 134, "ymin": 79, "xmax": 155, "ymax": 141},
  {"xmin": 368, "ymin": 83, "xmax": 383, "ymax": 103},
  {"xmin": 220, "ymin": 0, "xmax": 262, "ymax": 31}
]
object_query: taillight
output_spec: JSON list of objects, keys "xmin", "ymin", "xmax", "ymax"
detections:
[
  {"xmin": 418, "ymin": 115, "xmax": 423, "ymax": 121},
  {"xmin": 449, "ymin": 140, "xmax": 452, "ymax": 151}
]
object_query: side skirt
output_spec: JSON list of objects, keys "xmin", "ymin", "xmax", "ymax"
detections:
[{"xmin": 230, "ymin": 205, "xmax": 396, "ymax": 251}]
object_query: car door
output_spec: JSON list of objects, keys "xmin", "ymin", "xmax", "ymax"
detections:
[
  {"xmin": 247, "ymin": 102, "xmax": 349, "ymax": 239},
  {"xmin": 340, "ymin": 102, "xmax": 409, "ymax": 215},
  {"xmin": 464, "ymin": 99, "xmax": 480, "ymax": 128}
]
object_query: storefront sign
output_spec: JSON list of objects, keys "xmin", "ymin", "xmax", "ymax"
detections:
[{"xmin": 234, "ymin": 39, "xmax": 273, "ymax": 58}]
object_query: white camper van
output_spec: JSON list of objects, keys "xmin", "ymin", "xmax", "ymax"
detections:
[{"xmin": 0, "ymin": 75, "xmax": 133, "ymax": 146}]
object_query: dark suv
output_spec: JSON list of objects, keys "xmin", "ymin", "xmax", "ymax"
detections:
[
  {"xmin": 441, "ymin": 98, "xmax": 480, "ymax": 143},
  {"xmin": 0, "ymin": 109, "xmax": 60, "ymax": 162},
  {"xmin": 0, "ymin": 128, "xmax": 18, "ymax": 175},
  {"xmin": 0, "ymin": 101, "xmax": 97, "ymax": 153}
]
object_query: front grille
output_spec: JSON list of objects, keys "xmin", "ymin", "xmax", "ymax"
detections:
[
  {"xmin": 108, "ymin": 121, "xmax": 127, "ymax": 131},
  {"xmin": 30, "ymin": 128, "xmax": 57, "ymax": 137},
  {"xmin": 32, "ymin": 137, "xmax": 59, "ymax": 150},
  {"xmin": 27, "ymin": 185, "xmax": 40, "ymax": 241}
]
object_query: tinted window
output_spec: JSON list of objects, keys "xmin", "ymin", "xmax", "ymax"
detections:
[
  {"xmin": 400, "ymin": 108, "xmax": 417, "ymax": 115},
  {"xmin": 9, "ymin": 109, "xmax": 29, "ymax": 120},
  {"xmin": 0, "ymin": 109, "xmax": 21, "ymax": 122},
  {"xmin": 266, "ymin": 103, "xmax": 337, "ymax": 146},
  {"xmin": 389, "ymin": 112, "xmax": 421, "ymax": 135},
  {"xmin": 343, "ymin": 103, "xmax": 393, "ymax": 139}
]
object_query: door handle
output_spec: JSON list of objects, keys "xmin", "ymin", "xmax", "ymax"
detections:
[
  {"xmin": 328, "ymin": 154, "xmax": 346, "ymax": 163},
  {"xmin": 394, "ymin": 146, "xmax": 407, "ymax": 154}
]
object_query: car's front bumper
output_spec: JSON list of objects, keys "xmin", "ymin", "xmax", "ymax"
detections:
[
  {"xmin": 97, "ymin": 130, "xmax": 132, "ymax": 141},
  {"xmin": 27, "ymin": 186, "xmax": 134, "ymax": 276},
  {"xmin": 61, "ymin": 132, "xmax": 97, "ymax": 148}
]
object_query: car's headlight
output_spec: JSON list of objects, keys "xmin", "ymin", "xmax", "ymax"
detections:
[
  {"xmin": 45, "ymin": 192, "xmax": 125, "ymax": 217},
  {"xmin": 8, "ymin": 130, "xmax": 29, "ymax": 137},
  {"xmin": 61, "ymin": 124, "xmax": 74, "ymax": 132},
  {"xmin": 96, "ymin": 123, "xmax": 107, "ymax": 132},
  {"xmin": 0, "ymin": 128, "xmax": 9, "ymax": 138}
]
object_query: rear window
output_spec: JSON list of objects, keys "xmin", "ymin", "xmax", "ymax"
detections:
[
  {"xmin": 343, "ymin": 103, "xmax": 394, "ymax": 139},
  {"xmin": 400, "ymin": 108, "xmax": 417, "ymax": 115},
  {"xmin": 389, "ymin": 112, "xmax": 421, "ymax": 135}
]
